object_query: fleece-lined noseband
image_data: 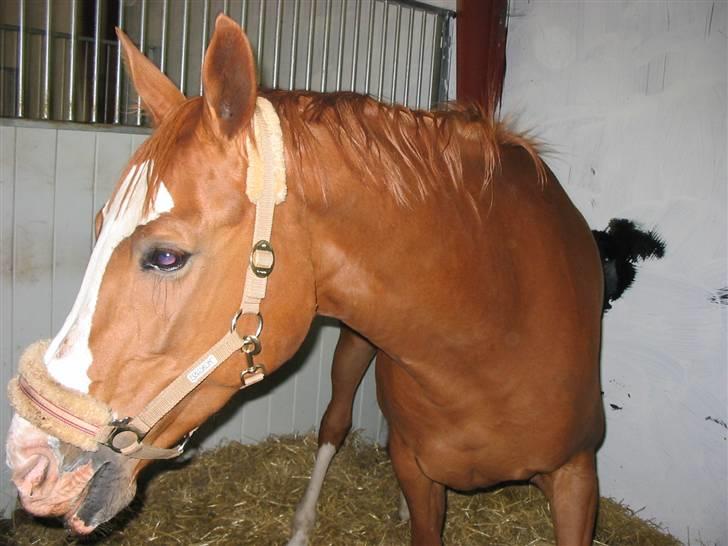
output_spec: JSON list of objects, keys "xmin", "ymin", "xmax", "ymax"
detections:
[{"xmin": 8, "ymin": 97, "xmax": 286, "ymax": 460}]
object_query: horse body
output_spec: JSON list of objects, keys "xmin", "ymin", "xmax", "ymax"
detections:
[
  {"xmin": 310, "ymin": 130, "xmax": 602, "ymax": 495},
  {"xmin": 281, "ymin": 100, "xmax": 605, "ymax": 541},
  {"xmin": 300, "ymin": 126, "xmax": 604, "ymax": 487},
  {"xmin": 7, "ymin": 16, "xmax": 604, "ymax": 544}
]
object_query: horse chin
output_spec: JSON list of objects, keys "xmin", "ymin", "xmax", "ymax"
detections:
[
  {"xmin": 64, "ymin": 448, "xmax": 137, "ymax": 535},
  {"xmin": 64, "ymin": 481, "xmax": 137, "ymax": 536}
]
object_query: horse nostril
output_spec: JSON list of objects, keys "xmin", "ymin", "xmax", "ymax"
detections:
[{"xmin": 15, "ymin": 454, "xmax": 50, "ymax": 497}]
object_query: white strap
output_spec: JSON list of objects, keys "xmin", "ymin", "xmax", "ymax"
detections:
[{"xmin": 242, "ymin": 98, "xmax": 283, "ymax": 314}]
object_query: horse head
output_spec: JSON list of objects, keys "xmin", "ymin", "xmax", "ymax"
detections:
[{"xmin": 6, "ymin": 15, "xmax": 316, "ymax": 534}]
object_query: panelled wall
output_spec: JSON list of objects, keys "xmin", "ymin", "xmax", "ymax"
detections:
[
  {"xmin": 0, "ymin": 122, "xmax": 384, "ymax": 513},
  {"xmin": 502, "ymin": 1, "xmax": 727, "ymax": 544}
]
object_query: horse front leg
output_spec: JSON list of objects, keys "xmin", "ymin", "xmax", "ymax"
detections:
[
  {"xmin": 531, "ymin": 450, "xmax": 599, "ymax": 546},
  {"xmin": 389, "ymin": 428, "xmax": 446, "ymax": 546},
  {"xmin": 288, "ymin": 324, "xmax": 375, "ymax": 546}
]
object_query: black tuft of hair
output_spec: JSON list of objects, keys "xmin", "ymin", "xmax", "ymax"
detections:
[{"xmin": 592, "ymin": 219, "xmax": 666, "ymax": 311}]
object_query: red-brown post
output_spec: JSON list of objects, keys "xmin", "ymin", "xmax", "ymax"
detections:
[{"xmin": 456, "ymin": 0, "xmax": 508, "ymax": 110}]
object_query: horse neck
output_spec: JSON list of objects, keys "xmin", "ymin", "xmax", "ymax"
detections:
[{"xmin": 290, "ymin": 131, "xmax": 482, "ymax": 358}]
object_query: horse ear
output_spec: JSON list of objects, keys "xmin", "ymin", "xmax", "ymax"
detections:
[
  {"xmin": 116, "ymin": 28, "xmax": 185, "ymax": 125},
  {"xmin": 202, "ymin": 14, "xmax": 257, "ymax": 138}
]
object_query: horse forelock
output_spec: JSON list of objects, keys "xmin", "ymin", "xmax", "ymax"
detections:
[{"xmin": 131, "ymin": 97, "xmax": 207, "ymax": 216}]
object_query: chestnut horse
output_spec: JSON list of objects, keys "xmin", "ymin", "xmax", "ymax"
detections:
[{"xmin": 7, "ymin": 15, "xmax": 604, "ymax": 545}]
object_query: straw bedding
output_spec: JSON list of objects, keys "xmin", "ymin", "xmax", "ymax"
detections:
[{"xmin": 1, "ymin": 433, "xmax": 680, "ymax": 545}]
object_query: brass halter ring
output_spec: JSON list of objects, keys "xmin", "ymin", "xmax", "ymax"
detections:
[{"xmin": 230, "ymin": 310, "xmax": 263, "ymax": 338}]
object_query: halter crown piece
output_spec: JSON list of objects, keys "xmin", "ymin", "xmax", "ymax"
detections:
[{"xmin": 8, "ymin": 97, "xmax": 287, "ymax": 459}]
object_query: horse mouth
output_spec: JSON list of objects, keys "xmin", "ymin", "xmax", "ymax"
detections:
[{"xmin": 64, "ymin": 457, "xmax": 137, "ymax": 535}]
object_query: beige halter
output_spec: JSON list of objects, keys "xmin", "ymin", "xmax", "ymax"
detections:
[{"xmin": 8, "ymin": 97, "xmax": 286, "ymax": 459}]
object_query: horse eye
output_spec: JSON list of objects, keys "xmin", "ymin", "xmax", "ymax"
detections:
[{"xmin": 142, "ymin": 248, "xmax": 190, "ymax": 272}]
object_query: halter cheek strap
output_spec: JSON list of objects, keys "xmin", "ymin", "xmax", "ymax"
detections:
[{"xmin": 8, "ymin": 97, "xmax": 286, "ymax": 460}]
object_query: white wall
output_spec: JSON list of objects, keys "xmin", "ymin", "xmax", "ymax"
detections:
[{"xmin": 502, "ymin": 1, "xmax": 727, "ymax": 544}]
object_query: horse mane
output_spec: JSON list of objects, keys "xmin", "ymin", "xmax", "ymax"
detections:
[
  {"xmin": 265, "ymin": 90, "xmax": 546, "ymax": 208},
  {"xmin": 132, "ymin": 91, "xmax": 545, "ymax": 212}
]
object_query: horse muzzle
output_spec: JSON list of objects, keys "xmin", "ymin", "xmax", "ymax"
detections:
[{"xmin": 7, "ymin": 415, "xmax": 136, "ymax": 534}]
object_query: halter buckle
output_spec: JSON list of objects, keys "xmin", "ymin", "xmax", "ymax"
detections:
[{"xmin": 250, "ymin": 240, "xmax": 275, "ymax": 278}]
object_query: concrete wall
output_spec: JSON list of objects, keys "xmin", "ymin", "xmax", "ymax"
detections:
[{"xmin": 502, "ymin": 1, "xmax": 727, "ymax": 544}]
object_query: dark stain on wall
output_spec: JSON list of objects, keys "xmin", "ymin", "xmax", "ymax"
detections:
[
  {"xmin": 705, "ymin": 416, "xmax": 727, "ymax": 430},
  {"xmin": 709, "ymin": 287, "xmax": 728, "ymax": 305}
]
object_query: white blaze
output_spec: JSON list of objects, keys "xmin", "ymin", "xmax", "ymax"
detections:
[{"xmin": 45, "ymin": 161, "xmax": 174, "ymax": 393}]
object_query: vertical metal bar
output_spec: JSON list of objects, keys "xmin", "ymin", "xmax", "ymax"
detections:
[
  {"xmin": 67, "ymin": 0, "xmax": 78, "ymax": 120},
  {"xmin": 199, "ymin": 0, "xmax": 210, "ymax": 95},
  {"xmin": 136, "ymin": 0, "xmax": 148, "ymax": 125},
  {"xmin": 60, "ymin": 39, "xmax": 66, "ymax": 120},
  {"xmin": 35, "ymin": 33, "xmax": 42, "ymax": 117},
  {"xmin": 403, "ymin": 7, "xmax": 414, "ymax": 107},
  {"xmin": 389, "ymin": 3, "xmax": 401, "ymax": 103},
  {"xmin": 223, "ymin": 0, "xmax": 230, "ymax": 16},
  {"xmin": 288, "ymin": 0, "xmax": 300, "ymax": 90},
  {"xmin": 349, "ymin": 0, "xmax": 361, "ymax": 91},
  {"xmin": 113, "ymin": 0, "xmax": 125, "ymax": 123},
  {"xmin": 335, "ymin": 0, "xmax": 347, "ymax": 91},
  {"xmin": 160, "ymin": 0, "xmax": 169, "ymax": 73},
  {"xmin": 304, "ymin": 1, "xmax": 316, "ymax": 91},
  {"xmin": 415, "ymin": 11, "xmax": 426, "ymax": 109},
  {"xmin": 428, "ymin": 14, "xmax": 440, "ymax": 108},
  {"xmin": 376, "ymin": 0, "xmax": 389, "ymax": 101},
  {"xmin": 320, "ymin": 0, "xmax": 332, "ymax": 92},
  {"xmin": 81, "ymin": 40, "xmax": 89, "ymax": 120},
  {"xmin": 123, "ymin": 67, "xmax": 131, "ymax": 124},
  {"xmin": 16, "ymin": 0, "xmax": 26, "ymax": 117},
  {"xmin": 256, "ymin": 0, "xmax": 265, "ymax": 70},
  {"xmin": 436, "ymin": 14, "xmax": 452, "ymax": 105},
  {"xmin": 272, "ymin": 0, "xmax": 283, "ymax": 89},
  {"xmin": 0, "ymin": 30, "xmax": 6, "ymax": 116},
  {"xmin": 363, "ymin": 0, "xmax": 375, "ymax": 95},
  {"xmin": 91, "ymin": 0, "xmax": 102, "ymax": 122},
  {"xmin": 180, "ymin": 0, "xmax": 190, "ymax": 94},
  {"xmin": 41, "ymin": 0, "xmax": 53, "ymax": 119},
  {"xmin": 241, "ymin": 0, "xmax": 249, "ymax": 29},
  {"xmin": 103, "ymin": 43, "xmax": 111, "ymax": 122}
]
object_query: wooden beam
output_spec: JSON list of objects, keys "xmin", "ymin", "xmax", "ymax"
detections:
[{"xmin": 456, "ymin": 0, "xmax": 508, "ymax": 111}]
